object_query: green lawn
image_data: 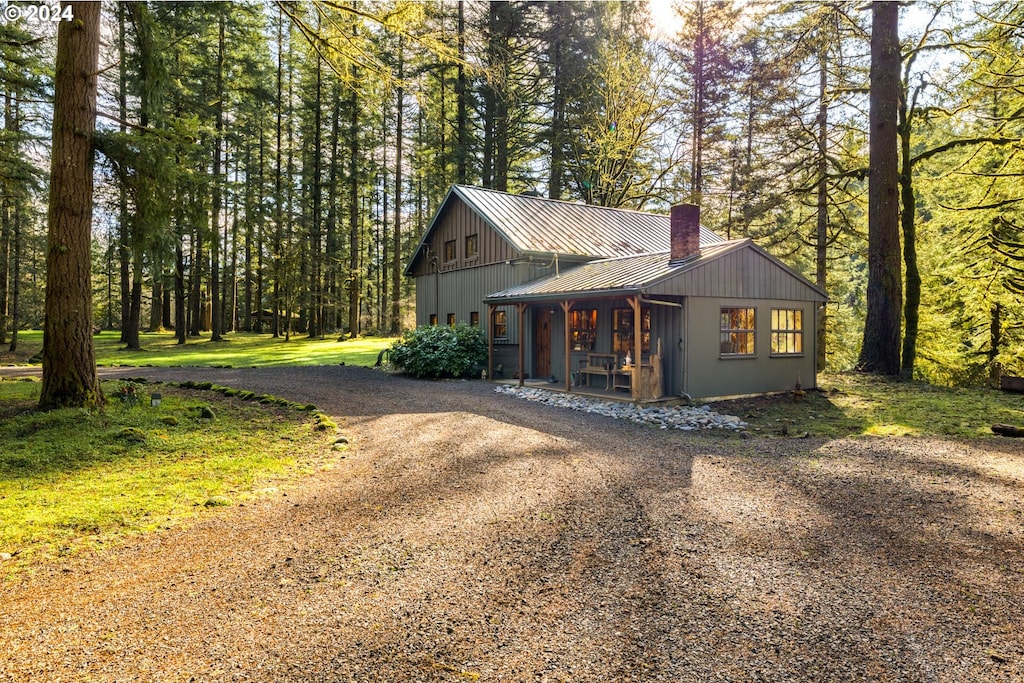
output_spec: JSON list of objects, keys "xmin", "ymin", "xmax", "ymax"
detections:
[
  {"xmin": 714, "ymin": 372, "xmax": 1024, "ymax": 439},
  {"xmin": 0, "ymin": 377, "xmax": 340, "ymax": 573},
  {"xmin": 1, "ymin": 330, "xmax": 395, "ymax": 368}
]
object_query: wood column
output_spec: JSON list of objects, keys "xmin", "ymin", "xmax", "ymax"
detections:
[
  {"xmin": 487, "ymin": 303, "xmax": 495, "ymax": 382},
  {"xmin": 517, "ymin": 303, "xmax": 527, "ymax": 387},
  {"xmin": 561, "ymin": 300, "xmax": 573, "ymax": 393},
  {"xmin": 630, "ymin": 295, "xmax": 642, "ymax": 401}
]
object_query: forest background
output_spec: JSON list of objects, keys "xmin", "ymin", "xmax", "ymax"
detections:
[{"xmin": 1, "ymin": 0, "xmax": 1023, "ymax": 388}]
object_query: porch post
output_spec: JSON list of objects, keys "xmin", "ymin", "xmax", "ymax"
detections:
[
  {"xmin": 517, "ymin": 303, "xmax": 527, "ymax": 387},
  {"xmin": 631, "ymin": 295, "xmax": 642, "ymax": 401},
  {"xmin": 561, "ymin": 300, "xmax": 572, "ymax": 393},
  {"xmin": 487, "ymin": 303, "xmax": 495, "ymax": 383}
]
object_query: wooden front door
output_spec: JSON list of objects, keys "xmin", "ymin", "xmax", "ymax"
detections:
[{"xmin": 533, "ymin": 308, "xmax": 552, "ymax": 378}]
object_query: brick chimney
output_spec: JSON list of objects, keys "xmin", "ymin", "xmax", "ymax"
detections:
[{"xmin": 670, "ymin": 203, "xmax": 701, "ymax": 262}]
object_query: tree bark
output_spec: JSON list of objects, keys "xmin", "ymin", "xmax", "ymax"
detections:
[
  {"xmin": 209, "ymin": 10, "xmax": 225, "ymax": 342},
  {"xmin": 390, "ymin": 40, "xmax": 404, "ymax": 335},
  {"xmin": 40, "ymin": 0, "xmax": 104, "ymax": 409},
  {"xmin": 815, "ymin": 53, "xmax": 828, "ymax": 373},
  {"xmin": 347, "ymin": 82, "xmax": 360, "ymax": 338},
  {"xmin": 857, "ymin": 1, "xmax": 902, "ymax": 376},
  {"xmin": 0, "ymin": 89, "xmax": 12, "ymax": 346},
  {"xmin": 899, "ymin": 81, "xmax": 921, "ymax": 380}
]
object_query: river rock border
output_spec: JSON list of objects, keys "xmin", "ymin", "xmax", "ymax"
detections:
[{"xmin": 494, "ymin": 385, "xmax": 748, "ymax": 432}]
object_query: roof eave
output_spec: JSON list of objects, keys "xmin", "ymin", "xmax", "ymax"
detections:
[
  {"xmin": 403, "ymin": 186, "xmax": 460, "ymax": 276},
  {"xmin": 484, "ymin": 285, "xmax": 643, "ymax": 305}
]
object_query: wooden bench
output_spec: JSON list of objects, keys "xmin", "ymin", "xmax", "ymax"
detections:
[{"xmin": 579, "ymin": 353, "xmax": 618, "ymax": 390}]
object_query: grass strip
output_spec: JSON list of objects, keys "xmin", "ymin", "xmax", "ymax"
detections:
[{"xmin": 0, "ymin": 377, "xmax": 338, "ymax": 575}]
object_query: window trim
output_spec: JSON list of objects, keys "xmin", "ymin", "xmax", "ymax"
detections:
[
  {"xmin": 720, "ymin": 307, "xmax": 756, "ymax": 358},
  {"xmin": 492, "ymin": 310, "xmax": 508, "ymax": 342},
  {"xmin": 612, "ymin": 307, "xmax": 651, "ymax": 355},
  {"xmin": 465, "ymin": 233, "xmax": 479, "ymax": 260},
  {"xmin": 444, "ymin": 239, "xmax": 456, "ymax": 263},
  {"xmin": 569, "ymin": 308, "xmax": 598, "ymax": 352},
  {"xmin": 470, "ymin": 311, "xmax": 480, "ymax": 327},
  {"xmin": 770, "ymin": 308, "xmax": 804, "ymax": 356},
  {"xmin": 429, "ymin": 314, "xmax": 438, "ymax": 326},
  {"xmin": 447, "ymin": 313, "xmax": 456, "ymax": 327}
]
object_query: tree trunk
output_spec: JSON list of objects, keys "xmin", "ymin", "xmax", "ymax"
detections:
[
  {"xmin": 272, "ymin": 5, "xmax": 284, "ymax": 338},
  {"xmin": 0, "ymin": 90, "xmax": 12, "ymax": 346},
  {"xmin": 118, "ymin": 2, "xmax": 130, "ymax": 341},
  {"xmin": 175, "ymin": 200, "xmax": 186, "ymax": 344},
  {"xmin": 325, "ymin": 81, "xmax": 341, "ymax": 334},
  {"xmin": 347, "ymin": 82, "xmax": 360, "ymax": 338},
  {"xmin": 308, "ymin": 48, "xmax": 323, "ymax": 339},
  {"xmin": 989, "ymin": 303, "xmax": 1002, "ymax": 384},
  {"xmin": 899, "ymin": 84, "xmax": 921, "ymax": 380},
  {"xmin": 209, "ymin": 10, "xmax": 225, "ymax": 342},
  {"xmin": 390, "ymin": 40, "xmax": 404, "ymax": 336},
  {"xmin": 40, "ymin": 0, "xmax": 104, "ymax": 410},
  {"xmin": 8, "ymin": 199, "xmax": 21, "ymax": 352},
  {"xmin": 547, "ymin": 2, "xmax": 567, "ymax": 200},
  {"xmin": 815, "ymin": 53, "xmax": 828, "ymax": 373},
  {"xmin": 455, "ymin": 1, "xmax": 468, "ymax": 185},
  {"xmin": 857, "ymin": 1, "xmax": 902, "ymax": 376}
]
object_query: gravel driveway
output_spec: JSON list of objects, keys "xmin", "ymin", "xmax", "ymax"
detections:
[{"xmin": 2, "ymin": 365, "xmax": 1023, "ymax": 682}]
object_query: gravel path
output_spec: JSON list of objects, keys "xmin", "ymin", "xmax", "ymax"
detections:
[{"xmin": 2, "ymin": 365, "xmax": 1023, "ymax": 682}]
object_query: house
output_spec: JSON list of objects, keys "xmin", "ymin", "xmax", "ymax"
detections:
[{"xmin": 404, "ymin": 185, "xmax": 827, "ymax": 401}]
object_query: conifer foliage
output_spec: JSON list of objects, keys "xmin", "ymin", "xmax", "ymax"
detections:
[{"xmin": 3, "ymin": 1, "xmax": 1024, "ymax": 401}]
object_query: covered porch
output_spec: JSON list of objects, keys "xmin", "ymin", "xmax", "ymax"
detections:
[{"xmin": 485, "ymin": 292, "xmax": 679, "ymax": 404}]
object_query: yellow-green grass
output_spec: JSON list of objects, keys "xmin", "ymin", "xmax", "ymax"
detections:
[
  {"xmin": 0, "ymin": 377, "xmax": 338, "ymax": 574},
  {"xmin": 713, "ymin": 372, "xmax": 1024, "ymax": 439},
  {"xmin": 1, "ymin": 330, "xmax": 395, "ymax": 368}
]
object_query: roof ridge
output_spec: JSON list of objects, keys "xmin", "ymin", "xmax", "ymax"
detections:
[{"xmin": 453, "ymin": 184, "xmax": 673, "ymax": 219}]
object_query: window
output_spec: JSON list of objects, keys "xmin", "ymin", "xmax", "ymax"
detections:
[
  {"xmin": 465, "ymin": 234, "xmax": 478, "ymax": 259},
  {"xmin": 444, "ymin": 239, "xmax": 456, "ymax": 262},
  {"xmin": 771, "ymin": 308, "xmax": 803, "ymax": 355},
  {"xmin": 470, "ymin": 311, "xmax": 480, "ymax": 327},
  {"xmin": 720, "ymin": 307, "xmax": 756, "ymax": 356},
  {"xmin": 492, "ymin": 310, "xmax": 508, "ymax": 341},
  {"xmin": 612, "ymin": 307, "xmax": 651, "ymax": 354},
  {"xmin": 570, "ymin": 309, "xmax": 597, "ymax": 351},
  {"xmin": 429, "ymin": 314, "xmax": 438, "ymax": 326},
  {"xmin": 447, "ymin": 313, "xmax": 456, "ymax": 327}
]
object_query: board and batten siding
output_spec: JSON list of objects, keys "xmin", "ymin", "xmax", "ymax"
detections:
[
  {"xmin": 409, "ymin": 200, "xmax": 516, "ymax": 278},
  {"xmin": 414, "ymin": 262, "xmax": 559, "ymax": 338},
  {"xmin": 683, "ymin": 296, "xmax": 818, "ymax": 399},
  {"xmin": 649, "ymin": 246, "xmax": 823, "ymax": 302}
]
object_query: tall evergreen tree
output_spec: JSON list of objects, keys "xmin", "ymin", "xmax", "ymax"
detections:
[
  {"xmin": 858, "ymin": 1, "xmax": 903, "ymax": 376},
  {"xmin": 40, "ymin": 0, "xmax": 104, "ymax": 409}
]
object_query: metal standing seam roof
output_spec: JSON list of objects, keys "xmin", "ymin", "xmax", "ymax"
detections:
[
  {"xmin": 447, "ymin": 185, "xmax": 725, "ymax": 258},
  {"xmin": 484, "ymin": 240, "xmax": 747, "ymax": 303}
]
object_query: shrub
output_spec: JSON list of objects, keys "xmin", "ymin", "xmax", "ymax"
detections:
[{"xmin": 389, "ymin": 322, "xmax": 488, "ymax": 379}]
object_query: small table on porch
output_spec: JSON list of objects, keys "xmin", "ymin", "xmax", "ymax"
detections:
[{"xmin": 612, "ymin": 361, "xmax": 664, "ymax": 400}]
